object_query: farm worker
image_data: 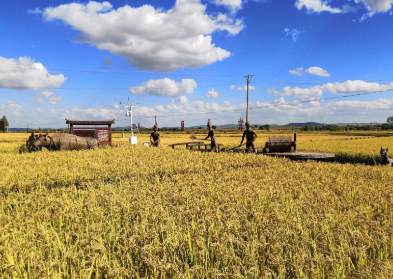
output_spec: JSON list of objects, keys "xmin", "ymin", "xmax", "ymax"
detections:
[
  {"xmin": 205, "ymin": 122, "xmax": 219, "ymax": 152},
  {"xmin": 38, "ymin": 129, "xmax": 43, "ymax": 138},
  {"xmin": 150, "ymin": 124, "xmax": 161, "ymax": 147},
  {"xmin": 240, "ymin": 121, "xmax": 258, "ymax": 154}
]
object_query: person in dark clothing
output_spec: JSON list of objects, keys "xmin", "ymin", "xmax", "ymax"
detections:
[
  {"xmin": 150, "ymin": 124, "xmax": 161, "ymax": 147},
  {"xmin": 240, "ymin": 121, "xmax": 258, "ymax": 153},
  {"xmin": 204, "ymin": 122, "xmax": 218, "ymax": 152}
]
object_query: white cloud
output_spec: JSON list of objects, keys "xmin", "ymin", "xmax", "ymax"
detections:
[
  {"xmin": 295, "ymin": 0, "xmax": 342, "ymax": 13},
  {"xmin": 88, "ymin": 94, "xmax": 95, "ymax": 101},
  {"xmin": 212, "ymin": 0, "xmax": 267, "ymax": 13},
  {"xmin": 6, "ymin": 95, "xmax": 393, "ymax": 128},
  {"xmin": 289, "ymin": 68, "xmax": 304, "ymax": 76},
  {"xmin": 237, "ymin": 85, "xmax": 256, "ymax": 91},
  {"xmin": 224, "ymin": 100, "xmax": 231, "ymax": 106},
  {"xmin": 230, "ymin": 85, "xmax": 235, "ymax": 89},
  {"xmin": 0, "ymin": 100, "xmax": 23, "ymax": 118},
  {"xmin": 309, "ymin": 101, "xmax": 321, "ymax": 106},
  {"xmin": 305, "ymin": 67, "xmax": 330, "ymax": 77},
  {"xmin": 34, "ymin": 91, "xmax": 63, "ymax": 105},
  {"xmin": 27, "ymin": 8, "xmax": 43, "ymax": 14},
  {"xmin": 113, "ymin": 103, "xmax": 119, "ymax": 109},
  {"xmin": 284, "ymin": 28, "xmax": 304, "ymax": 42},
  {"xmin": 178, "ymin": 95, "xmax": 189, "ymax": 105},
  {"xmin": 268, "ymin": 80, "xmax": 393, "ymax": 99},
  {"xmin": 214, "ymin": 0, "xmax": 242, "ymax": 12},
  {"xmin": 43, "ymin": 0, "xmax": 245, "ymax": 72},
  {"xmin": 355, "ymin": 0, "xmax": 393, "ymax": 12},
  {"xmin": 206, "ymin": 88, "xmax": 219, "ymax": 98},
  {"xmin": 129, "ymin": 78, "xmax": 197, "ymax": 97},
  {"xmin": 289, "ymin": 67, "xmax": 330, "ymax": 77},
  {"xmin": 0, "ymin": 56, "xmax": 67, "ymax": 90}
]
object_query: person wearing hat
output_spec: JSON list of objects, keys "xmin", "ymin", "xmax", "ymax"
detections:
[
  {"xmin": 150, "ymin": 124, "xmax": 161, "ymax": 147},
  {"xmin": 240, "ymin": 121, "xmax": 258, "ymax": 153},
  {"xmin": 204, "ymin": 122, "xmax": 219, "ymax": 152}
]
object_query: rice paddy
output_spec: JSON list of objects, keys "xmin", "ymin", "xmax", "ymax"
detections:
[{"xmin": 1, "ymin": 132, "xmax": 393, "ymax": 278}]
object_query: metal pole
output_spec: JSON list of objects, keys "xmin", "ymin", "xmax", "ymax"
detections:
[
  {"xmin": 130, "ymin": 107, "xmax": 133, "ymax": 138},
  {"xmin": 244, "ymin": 74, "xmax": 254, "ymax": 123}
]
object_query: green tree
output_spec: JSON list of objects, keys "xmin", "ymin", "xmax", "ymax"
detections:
[
  {"xmin": 387, "ymin": 116, "xmax": 393, "ymax": 124},
  {"xmin": 0, "ymin": 115, "xmax": 8, "ymax": 132}
]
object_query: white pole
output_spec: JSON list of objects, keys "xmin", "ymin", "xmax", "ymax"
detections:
[{"xmin": 130, "ymin": 106, "xmax": 133, "ymax": 138}]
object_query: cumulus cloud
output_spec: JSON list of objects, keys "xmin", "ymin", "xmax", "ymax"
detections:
[
  {"xmin": 223, "ymin": 100, "xmax": 232, "ymax": 106},
  {"xmin": 129, "ymin": 78, "xmax": 197, "ymax": 97},
  {"xmin": 206, "ymin": 88, "xmax": 219, "ymax": 98},
  {"xmin": 355, "ymin": 0, "xmax": 393, "ymax": 12},
  {"xmin": 6, "ymin": 94, "xmax": 393, "ymax": 128},
  {"xmin": 34, "ymin": 91, "xmax": 63, "ymax": 105},
  {"xmin": 230, "ymin": 85, "xmax": 235, "ymax": 89},
  {"xmin": 284, "ymin": 28, "xmax": 304, "ymax": 42},
  {"xmin": 289, "ymin": 68, "xmax": 304, "ymax": 76},
  {"xmin": 42, "ymin": 0, "xmax": 245, "ymax": 72},
  {"xmin": 295, "ymin": 0, "xmax": 342, "ymax": 13},
  {"xmin": 306, "ymin": 67, "xmax": 330, "ymax": 77},
  {"xmin": 268, "ymin": 80, "xmax": 393, "ymax": 99},
  {"xmin": 290, "ymin": 67, "xmax": 330, "ymax": 77},
  {"xmin": 0, "ymin": 56, "xmax": 67, "ymax": 90},
  {"xmin": 213, "ymin": 0, "xmax": 267, "ymax": 13},
  {"xmin": 0, "ymin": 100, "xmax": 23, "ymax": 117},
  {"xmin": 214, "ymin": 0, "xmax": 243, "ymax": 12}
]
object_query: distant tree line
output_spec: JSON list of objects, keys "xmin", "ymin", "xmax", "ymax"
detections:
[{"xmin": 302, "ymin": 123, "xmax": 393, "ymax": 132}]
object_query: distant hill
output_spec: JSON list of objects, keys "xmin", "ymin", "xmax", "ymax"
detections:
[{"xmin": 285, "ymin": 122, "xmax": 325, "ymax": 127}]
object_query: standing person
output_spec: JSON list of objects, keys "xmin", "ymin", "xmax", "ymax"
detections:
[
  {"xmin": 38, "ymin": 129, "xmax": 43, "ymax": 138},
  {"xmin": 240, "ymin": 121, "xmax": 258, "ymax": 154},
  {"xmin": 205, "ymin": 122, "xmax": 218, "ymax": 152},
  {"xmin": 150, "ymin": 124, "xmax": 161, "ymax": 147}
]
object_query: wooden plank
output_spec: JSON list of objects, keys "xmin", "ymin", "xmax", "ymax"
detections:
[{"xmin": 168, "ymin": 141, "xmax": 203, "ymax": 147}]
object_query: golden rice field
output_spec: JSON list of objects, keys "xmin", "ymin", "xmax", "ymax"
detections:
[{"xmin": 1, "ymin": 132, "xmax": 393, "ymax": 278}]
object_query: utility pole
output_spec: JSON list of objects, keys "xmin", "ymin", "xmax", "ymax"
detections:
[{"xmin": 245, "ymin": 74, "xmax": 254, "ymax": 123}]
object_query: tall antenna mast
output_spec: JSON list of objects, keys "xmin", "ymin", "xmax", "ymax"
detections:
[{"xmin": 120, "ymin": 99, "xmax": 139, "ymax": 144}]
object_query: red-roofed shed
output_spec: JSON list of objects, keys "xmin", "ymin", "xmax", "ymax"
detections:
[{"xmin": 66, "ymin": 119, "xmax": 115, "ymax": 145}]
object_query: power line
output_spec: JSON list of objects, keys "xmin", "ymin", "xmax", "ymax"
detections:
[
  {"xmin": 0, "ymin": 83, "xmax": 245, "ymax": 91},
  {"xmin": 0, "ymin": 66, "xmax": 239, "ymax": 77},
  {"xmin": 115, "ymin": 89, "xmax": 393, "ymax": 122},
  {"xmin": 252, "ymin": 77, "xmax": 393, "ymax": 86},
  {"xmin": 3, "ymin": 65, "xmax": 393, "ymax": 84}
]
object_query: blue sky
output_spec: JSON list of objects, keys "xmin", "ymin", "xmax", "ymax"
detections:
[{"xmin": 1, "ymin": 0, "xmax": 393, "ymax": 128}]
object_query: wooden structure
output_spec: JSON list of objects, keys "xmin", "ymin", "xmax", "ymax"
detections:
[
  {"xmin": 187, "ymin": 142, "xmax": 224, "ymax": 152},
  {"xmin": 265, "ymin": 133, "xmax": 297, "ymax": 153},
  {"xmin": 168, "ymin": 141, "xmax": 224, "ymax": 152},
  {"xmin": 168, "ymin": 142, "xmax": 203, "ymax": 149},
  {"xmin": 66, "ymin": 119, "xmax": 115, "ymax": 145},
  {"xmin": 263, "ymin": 133, "xmax": 335, "ymax": 161}
]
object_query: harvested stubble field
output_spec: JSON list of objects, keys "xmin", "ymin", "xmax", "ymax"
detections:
[{"xmin": 1, "ymin": 132, "xmax": 393, "ymax": 278}]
